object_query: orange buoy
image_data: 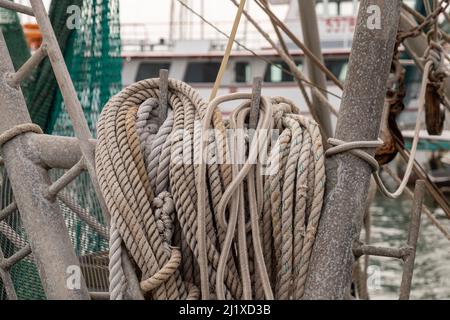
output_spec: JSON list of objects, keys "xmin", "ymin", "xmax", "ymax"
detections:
[{"xmin": 23, "ymin": 23, "xmax": 42, "ymax": 50}]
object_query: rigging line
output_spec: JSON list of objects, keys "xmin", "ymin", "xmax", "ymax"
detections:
[
  {"xmin": 175, "ymin": 0, "xmax": 342, "ymax": 100},
  {"xmin": 424, "ymin": 0, "xmax": 433, "ymax": 16},
  {"xmin": 402, "ymin": 3, "xmax": 450, "ymax": 43},
  {"xmin": 209, "ymin": 0, "xmax": 247, "ymax": 101},
  {"xmin": 254, "ymin": 0, "xmax": 343, "ymax": 90}
]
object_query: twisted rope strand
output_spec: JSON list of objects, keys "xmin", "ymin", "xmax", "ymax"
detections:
[{"xmin": 97, "ymin": 79, "xmax": 325, "ymax": 300}]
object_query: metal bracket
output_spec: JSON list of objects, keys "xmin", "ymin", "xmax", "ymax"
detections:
[
  {"xmin": 0, "ymin": 0, "xmax": 144, "ymax": 300},
  {"xmin": 159, "ymin": 69, "xmax": 169, "ymax": 123},
  {"xmin": 249, "ymin": 77, "xmax": 262, "ymax": 130},
  {"xmin": 352, "ymin": 180, "xmax": 425, "ymax": 300}
]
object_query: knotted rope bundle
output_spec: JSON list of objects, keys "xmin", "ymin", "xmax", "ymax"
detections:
[{"xmin": 96, "ymin": 78, "xmax": 326, "ymax": 300}]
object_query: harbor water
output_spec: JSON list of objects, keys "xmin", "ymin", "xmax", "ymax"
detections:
[{"xmin": 368, "ymin": 193, "xmax": 450, "ymax": 299}]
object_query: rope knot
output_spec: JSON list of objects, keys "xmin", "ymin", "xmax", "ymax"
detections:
[
  {"xmin": 425, "ymin": 39, "xmax": 448, "ymax": 83},
  {"xmin": 152, "ymin": 191, "xmax": 175, "ymax": 251}
]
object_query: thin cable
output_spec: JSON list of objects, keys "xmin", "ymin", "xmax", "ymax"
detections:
[
  {"xmin": 175, "ymin": 0, "xmax": 342, "ymax": 100},
  {"xmin": 209, "ymin": 0, "xmax": 246, "ymax": 101},
  {"xmin": 254, "ymin": 0, "xmax": 343, "ymax": 90}
]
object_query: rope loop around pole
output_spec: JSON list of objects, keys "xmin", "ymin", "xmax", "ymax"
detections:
[
  {"xmin": 326, "ymin": 61, "xmax": 434, "ymax": 199},
  {"xmin": 0, "ymin": 123, "xmax": 42, "ymax": 148},
  {"xmin": 326, "ymin": 138, "xmax": 383, "ymax": 173}
]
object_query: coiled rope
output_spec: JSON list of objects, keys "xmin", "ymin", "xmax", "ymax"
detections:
[{"xmin": 96, "ymin": 78, "xmax": 326, "ymax": 300}]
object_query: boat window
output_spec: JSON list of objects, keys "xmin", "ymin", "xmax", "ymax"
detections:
[
  {"xmin": 235, "ymin": 62, "xmax": 251, "ymax": 83},
  {"xmin": 135, "ymin": 62, "xmax": 170, "ymax": 82},
  {"xmin": 325, "ymin": 59, "xmax": 348, "ymax": 82},
  {"xmin": 264, "ymin": 61, "xmax": 302, "ymax": 83},
  {"xmin": 184, "ymin": 62, "xmax": 221, "ymax": 83}
]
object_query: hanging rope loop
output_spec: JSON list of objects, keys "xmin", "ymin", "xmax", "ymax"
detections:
[
  {"xmin": 326, "ymin": 61, "xmax": 435, "ymax": 199},
  {"xmin": 139, "ymin": 247, "xmax": 182, "ymax": 293}
]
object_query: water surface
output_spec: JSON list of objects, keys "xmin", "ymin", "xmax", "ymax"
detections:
[{"xmin": 368, "ymin": 193, "xmax": 450, "ymax": 299}]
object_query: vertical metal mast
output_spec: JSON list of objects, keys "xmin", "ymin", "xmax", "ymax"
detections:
[
  {"xmin": 169, "ymin": 0, "xmax": 176, "ymax": 44},
  {"xmin": 304, "ymin": 0, "xmax": 402, "ymax": 299},
  {"xmin": 298, "ymin": 0, "xmax": 334, "ymax": 138}
]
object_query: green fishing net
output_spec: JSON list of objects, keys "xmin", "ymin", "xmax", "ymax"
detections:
[{"xmin": 0, "ymin": 0, "xmax": 122, "ymax": 299}]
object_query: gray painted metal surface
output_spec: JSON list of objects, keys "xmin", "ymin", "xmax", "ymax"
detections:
[
  {"xmin": 0, "ymin": 30, "xmax": 90, "ymax": 299},
  {"xmin": 298, "ymin": 0, "xmax": 333, "ymax": 138},
  {"xmin": 399, "ymin": 180, "xmax": 424, "ymax": 300},
  {"xmin": 0, "ymin": 0, "xmax": 144, "ymax": 300},
  {"xmin": 304, "ymin": 0, "xmax": 402, "ymax": 299}
]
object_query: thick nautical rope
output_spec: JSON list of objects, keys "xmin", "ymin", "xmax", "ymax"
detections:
[
  {"xmin": 98, "ymin": 80, "xmax": 187, "ymax": 299},
  {"xmin": 207, "ymin": 95, "xmax": 325, "ymax": 299},
  {"xmin": 136, "ymin": 99, "xmax": 188, "ymax": 298},
  {"xmin": 108, "ymin": 217, "xmax": 126, "ymax": 300},
  {"xmin": 0, "ymin": 123, "xmax": 42, "ymax": 147},
  {"xmin": 97, "ymin": 78, "xmax": 326, "ymax": 300},
  {"xmin": 97, "ymin": 79, "xmax": 237, "ymax": 299}
]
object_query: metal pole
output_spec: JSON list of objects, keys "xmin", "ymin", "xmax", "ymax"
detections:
[
  {"xmin": 159, "ymin": 69, "xmax": 169, "ymax": 121},
  {"xmin": 169, "ymin": 0, "xmax": 175, "ymax": 44},
  {"xmin": 303, "ymin": 0, "xmax": 402, "ymax": 299},
  {"xmin": 200, "ymin": 0, "xmax": 205, "ymax": 39},
  {"xmin": 0, "ymin": 0, "xmax": 34, "ymax": 16},
  {"xmin": 0, "ymin": 247, "xmax": 18, "ymax": 300},
  {"xmin": 249, "ymin": 77, "xmax": 262, "ymax": 130},
  {"xmin": 298, "ymin": 0, "xmax": 333, "ymax": 138},
  {"xmin": 6, "ymin": 45, "xmax": 47, "ymax": 88},
  {"xmin": 179, "ymin": 0, "xmax": 184, "ymax": 40},
  {"xmin": 353, "ymin": 244, "xmax": 412, "ymax": 259},
  {"xmin": 0, "ymin": 30, "xmax": 90, "ymax": 299},
  {"xmin": 31, "ymin": 134, "xmax": 94, "ymax": 169},
  {"xmin": 29, "ymin": 0, "xmax": 109, "ymax": 223},
  {"xmin": 399, "ymin": 180, "xmax": 424, "ymax": 300},
  {"xmin": 242, "ymin": 0, "xmax": 249, "ymax": 46}
]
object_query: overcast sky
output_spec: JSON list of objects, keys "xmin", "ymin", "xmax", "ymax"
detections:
[
  {"xmin": 118, "ymin": 0, "xmax": 290, "ymax": 45},
  {"xmin": 17, "ymin": 0, "xmax": 290, "ymax": 42},
  {"xmin": 34, "ymin": 0, "xmax": 288, "ymax": 25},
  {"xmin": 119, "ymin": 0, "xmax": 288, "ymax": 25}
]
